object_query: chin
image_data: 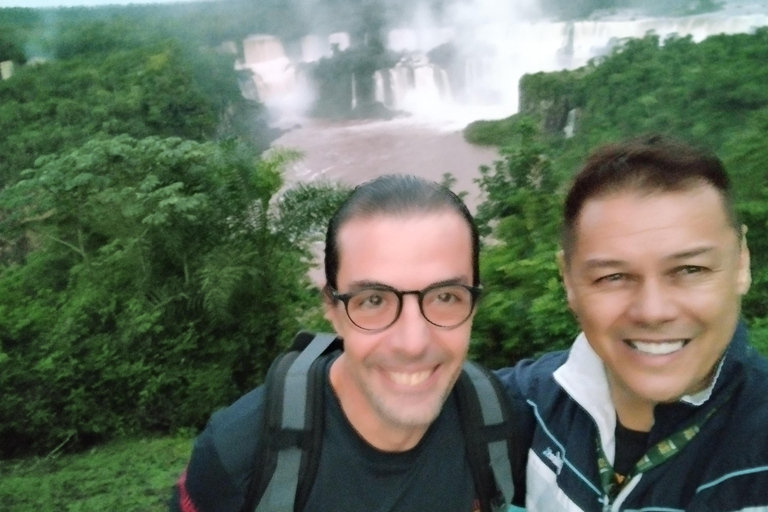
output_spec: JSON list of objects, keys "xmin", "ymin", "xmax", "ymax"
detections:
[
  {"xmin": 635, "ymin": 384, "xmax": 693, "ymax": 405},
  {"xmin": 389, "ymin": 402, "xmax": 443, "ymax": 428}
]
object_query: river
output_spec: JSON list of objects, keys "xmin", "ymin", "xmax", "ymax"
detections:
[{"xmin": 273, "ymin": 117, "xmax": 500, "ymax": 213}]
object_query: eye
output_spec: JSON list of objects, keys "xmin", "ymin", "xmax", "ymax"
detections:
[
  {"xmin": 350, "ymin": 289, "xmax": 391, "ymax": 310},
  {"xmin": 436, "ymin": 291, "xmax": 460, "ymax": 303},
  {"xmin": 673, "ymin": 265, "xmax": 707, "ymax": 277},
  {"xmin": 424, "ymin": 285, "xmax": 471, "ymax": 307},
  {"xmin": 594, "ymin": 273, "xmax": 627, "ymax": 284},
  {"xmin": 363, "ymin": 294, "xmax": 383, "ymax": 306}
]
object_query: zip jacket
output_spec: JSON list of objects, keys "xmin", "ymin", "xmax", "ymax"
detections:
[{"xmin": 495, "ymin": 323, "xmax": 768, "ymax": 511}]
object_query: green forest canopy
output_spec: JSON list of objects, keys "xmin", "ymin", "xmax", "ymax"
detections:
[{"xmin": 0, "ymin": 8, "xmax": 348, "ymax": 458}]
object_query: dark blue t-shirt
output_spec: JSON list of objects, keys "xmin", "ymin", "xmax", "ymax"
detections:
[{"xmin": 172, "ymin": 354, "xmax": 480, "ymax": 512}]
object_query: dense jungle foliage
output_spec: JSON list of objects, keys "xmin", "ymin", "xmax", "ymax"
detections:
[
  {"xmin": 465, "ymin": 28, "xmax": 768, "ymax": 366},
  {"xmin": 0, "ymin": 7, "xmax": 349, "ymax": 458},
  {"xmin": 0, "ymin": 436, "xmax": 190, "ymax": 511}
]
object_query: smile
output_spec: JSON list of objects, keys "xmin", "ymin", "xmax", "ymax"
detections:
[
  {"xmin": 625, "ymin": 339, "xmax": 690, "ymax": 356},
  {"xmin": 388, "ymin": 369, "xmax": 433, "ymax": 386}
]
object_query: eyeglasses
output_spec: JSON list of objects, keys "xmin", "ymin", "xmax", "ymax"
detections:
[{"xmin": 329, "ymin": 283, "xmax": 482, "ymax": 331}]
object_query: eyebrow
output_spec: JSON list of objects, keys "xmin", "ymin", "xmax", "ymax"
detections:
[
  {"xmin": 346, "ymin": 280, "xmax": 391, "ymax": 291},
  {"xmin": 346, "ymin": 276, "xmax": 468, "ymax": 291},
  {"xmin": 582, "ymin": 259, "xmax": 626, "ymax": 271},
  {"xmin": 665, "ymin": 246, "xmax": 716, "ymax": 261},
  {"xmin": 582, "ymin": 246, "xmax": 717, "ymax": 271}
]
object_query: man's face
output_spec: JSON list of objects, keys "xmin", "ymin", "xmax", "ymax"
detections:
[
  {"xmin": 325, "ymin": 211, "xmax": 475, "ymax": 436},
  {"xmin": 561, "ymin": 184, "xmax": 750, "ymax": 408}
]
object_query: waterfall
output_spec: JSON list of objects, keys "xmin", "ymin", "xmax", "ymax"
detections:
[
  {"xmin": 568, "ymin": 14, "xmax": 768, "ymax": 66},
  {"xmin": 301, "ymin": 35, "xmax": 325, "ymax": 63},
  {"xmin": 564, "ymin": 109, "xmax": 577, "ymax": 139},
  {"xmin": 388, "ymin": 64, "xmax": 416, "ymax": 110},
  {"xmin": 237, "ymin": 35, "xmax": 296, "ymax": 103},
  {"xmin": 240, "ymin": 9, "xmax": 768, "ymax": 122},
  {"xmin": 413, "ymin": 65, "xmax": 441, "ymax": 99},
  {"xmin": 1, "ymin": 61, "xmax": 14, "ymax": 81},
  {"xmin": 438, "ymin": 68, "xmax": 453, "ymax": 102},
  {"xmin": 243, "ymin": 35, "xmax": 286, "ymax": 64},
  {"xmin": 375, "ymin": 70, "xmax": 386, "ymax": 105}
]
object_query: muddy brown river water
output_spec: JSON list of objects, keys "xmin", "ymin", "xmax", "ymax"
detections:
[{"xmin": 273, "ymin": 117, "xmax": 500, "ymax": 213}]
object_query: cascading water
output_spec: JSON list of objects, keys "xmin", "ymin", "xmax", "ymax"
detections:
[
  {"xmin": 238, "ymin": 35, "xmax": 296, "ymax": 102},
  {"xmin": 261, "ymin": 3, "xmax": 768, "ymax": 212},
  {"xmin": 244, "ymin": 8, "xmax": 768, "ymax": 122}
]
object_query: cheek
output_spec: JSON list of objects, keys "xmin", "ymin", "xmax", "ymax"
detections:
[
  {"xmin": 341, "ymin": 335, "xmax": 379, "ymax": 365},
  {"xmin": 678, "ymin": 281, "xmax": 739, "ymax": 323},
  {"xmin": 571, "ymin": 292, "xmax": 625, "ymax": 329},
  {"xmin": 444, "ymin": 325, "xmax": 472, "ymax": 358}
]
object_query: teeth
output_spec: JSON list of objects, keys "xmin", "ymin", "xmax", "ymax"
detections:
[
  {"xmin": 389, "ymin": 370, "xmax": 432, "ymax": 386},
  {"xmin": 628, "ymin": 340, "xmax": 686, "ymax": 355}
]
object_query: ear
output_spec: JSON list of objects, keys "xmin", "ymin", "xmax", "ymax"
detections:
[
  {"xmin": 557, "ymin": 250, "xmax": 575, "ymax": 308},
  {"xmin": 737, "ymin": 224, "xmax": 751, "ymax": 295}
]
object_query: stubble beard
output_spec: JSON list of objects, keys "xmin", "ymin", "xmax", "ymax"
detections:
[{"xmin": 360, "ymin": 364, "xmax": 462, "ymax": 430}]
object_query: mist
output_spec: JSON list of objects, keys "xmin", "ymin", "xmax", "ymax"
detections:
[{"xmin": 228, "ymin": 0, "xmax": 768, "ymax": 126}]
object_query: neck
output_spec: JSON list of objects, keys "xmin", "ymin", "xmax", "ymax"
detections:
[
  {"xmin": 607, "ymin": 374, "xmax": 655, "ymax": 432},
  {"xmin": 329, "ymin": 356, "xmax": 428, "ymax": 452}
]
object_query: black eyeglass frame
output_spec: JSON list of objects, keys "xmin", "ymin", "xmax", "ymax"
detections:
[{"xmin": 328, "ymin": 283, "xmax": 483, "ymax": 331}]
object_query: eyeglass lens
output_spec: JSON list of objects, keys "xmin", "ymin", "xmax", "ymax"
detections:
[{"xmin": 344, "ymin": 285, "xmax": 474, "ymax": 330}]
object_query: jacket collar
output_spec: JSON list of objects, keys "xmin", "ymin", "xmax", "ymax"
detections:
[
  {"xmin": 553, "ymin": 333, "xmax": 617, "ymax": 461},
  {"xmin": 552, "ymin": 323, "xmax": 748, "ymax": 461}
]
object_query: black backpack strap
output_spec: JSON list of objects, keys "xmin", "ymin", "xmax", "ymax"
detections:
[
  {"xmin": 240, "ymin": 332, "xmax": 340, "ymax": 512},
  {"xmin": 456, "ymin": 360, "xmax": 519, "ymax": 512}
]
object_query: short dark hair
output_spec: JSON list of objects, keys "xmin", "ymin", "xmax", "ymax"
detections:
[
  {"xmin": 561, "ymin": 135, "xmax": 739, "ymax": 261},
  {"xmin": 324, "ymin": 174, "xmax": 480, "ymax": 291}
]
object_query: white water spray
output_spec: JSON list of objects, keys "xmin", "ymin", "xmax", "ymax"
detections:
[{"xmin": 243, "ymin": 1, "xmax": 768, "ymax": 129}]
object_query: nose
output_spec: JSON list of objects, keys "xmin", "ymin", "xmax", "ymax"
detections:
[
  {"xmin": 627, "ymin": 277, "xmax": 678, "ymax": 327},
  {"xmin": 390, "ymin": 294, "xmax": 431, "ymax": 357}
]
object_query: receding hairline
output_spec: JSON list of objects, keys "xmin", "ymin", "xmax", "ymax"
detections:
[
  {"xmin": 342, "ymin": 202, "xmax": 468, "ymax": 221},
  {"xmin": 332, "ymin": 208, "xmax": 476, "ymax": 285},
  {"xmin": 335, "ymin": 207, "xmax": 474, "ymax": 246}
]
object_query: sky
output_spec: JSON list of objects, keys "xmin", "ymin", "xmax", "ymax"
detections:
[{"xmin": 0, "ymin": 0, "xmax": 210, "ymax": 7}]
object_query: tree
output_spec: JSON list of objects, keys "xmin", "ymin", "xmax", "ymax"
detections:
[
  {"xmin": 0, "ymin": 135, "xmax": 348, "ymax": 457},
  {"xmin": 0, "ymin": 34, "xmax": 259, "ymax": 188},
  {"xmin": 471, "ymin": 118, "xmax": 576, "ymax": 367}
]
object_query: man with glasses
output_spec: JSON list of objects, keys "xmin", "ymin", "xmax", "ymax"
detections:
[{"xmin": 171, "ymin": 174, "xmax": 519, "ymax": 512}]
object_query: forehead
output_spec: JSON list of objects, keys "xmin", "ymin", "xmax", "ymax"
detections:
[
  {"xmin": 571, "ymin": 185, "xmax": 736, "ymax": 263},
  {"xmin": 335, "ymin": 212, "xmax": 473, "ymax": 288}
]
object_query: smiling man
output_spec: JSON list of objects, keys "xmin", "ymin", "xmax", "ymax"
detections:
[
  {"xmin": 171, "ymin": 174, "xmax": 521, "ymax": 512},
  {"xmin": 324, "ymin": 202, "xmax": 476, "ymax": 451},
  {"xmin": 497, "ymin": 136, "xmax": 768, "ymax": 511}
]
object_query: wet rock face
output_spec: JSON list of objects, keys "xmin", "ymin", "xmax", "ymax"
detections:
[{"xmin": 518, "ymin": 70, "xmax": 579, "ymax": 136}]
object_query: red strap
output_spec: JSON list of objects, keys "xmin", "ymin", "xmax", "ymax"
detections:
[{"xmin": 177, "ymin": 468, "xmax": 200, "ymax": 512}]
